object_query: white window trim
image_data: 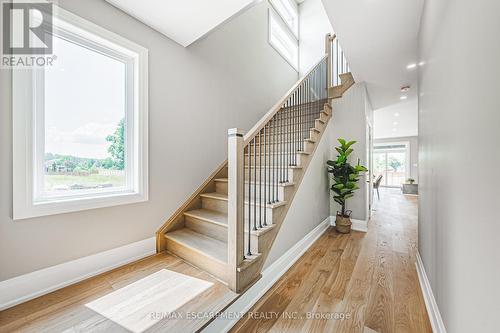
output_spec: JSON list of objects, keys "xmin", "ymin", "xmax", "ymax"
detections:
[
  {"xmin": 374, "ymin": 141, "xmax": 411, "ymax": 187},
  {"xmin": 12, "ymin": 6, "xmax": 149, "ymax": 220},
  {"xmin": 269, "ymin": 0, "xmax": 299, "ymax": 38},
  {"xmin": 268, "ymin": 8, "xmax": 299, "ymax": 71}
]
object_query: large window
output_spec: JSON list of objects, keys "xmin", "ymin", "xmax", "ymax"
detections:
[
  {"xmin": 268, "ymin": 0, "xmax": 299, "ymax": 70},
  {"xmin": 269, "ymin": 0, "xmax": 299, "ymax": 37},
  {"xmin": 13, "ymin": 6, "xmax": 148, "ymax": 219},
  {"xmin": 374, "ymin": 143, "xmax": 409, "ymax": 187}
]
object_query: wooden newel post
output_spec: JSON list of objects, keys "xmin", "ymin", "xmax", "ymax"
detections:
[
  {"xmin": 325, "ymin": 33, "xmax": 335, "ymax": 90},
  {"xmin": 227, "ymin": 128, "xmax": 244, "ymax": 292}
]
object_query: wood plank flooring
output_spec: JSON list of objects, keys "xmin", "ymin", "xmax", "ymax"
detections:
[
  {"xmin": 0, "ymin": 188, "xmax": 430, "ymax": 333},
  {"xmin": 230, "ymin": 188, "xmax": 432, "ymax": 333},
  {"xmin": 0, "ymin": 253, "xmax": 237, "ymax": 333}
]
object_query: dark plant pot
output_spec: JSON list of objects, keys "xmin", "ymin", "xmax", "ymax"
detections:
[
  {"xmin": 335, "ymin": 214, "xmax": 352, "ymax": 234},
  {"xmin": 402, "ymin": 183, "xmax": 418, "ymax": 194}
]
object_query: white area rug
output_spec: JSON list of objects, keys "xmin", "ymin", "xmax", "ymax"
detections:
[{"xmin": 86, "ymin": 269, "xmax": 213, "ymax": 333}]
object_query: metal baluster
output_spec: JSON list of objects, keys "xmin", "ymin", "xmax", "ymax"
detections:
[
  {"xmin": 258, "ymin": 130, "xmax": 262, "ymax": 229},
  {"xmin": 281, "ymin": 106, "xmax": 285, "ymax": 183},
  {"xmin": 301, "ymin": 82, "xmax": 304, "ymax": 145},
  {"xmin": 288, "ymin": 90, "xmax": 297, "ymax": 166},
  {"xmin": 301, "ymin": 82, "xmax": 304, "ymax": 150},
  {"xmin": 273, "ymin": 111, "xmax": 279, "ymax": 202},
  {"xmin": 264, "ymin": 124, "xmax": 268, "ymax": 226},
  {"xmin": 252, "ymin": 137, "xmax": 257, "ymax": 230},
  {"xmin": 247, "ymin": 144, "xmax": 251, "ymax": 256},
  {"xmin": 336, "ymin": 38, "xmax": 340, "ymax": 85},
  {"xmin": 286, "ymin": 97, "xmax": 290, "ymax": 181},
  {"xmin": 278, "ymin": 108, "xmax": 282, "ymax": 184},
  {"xmin": 252, "ymin": 137, "xmax": 257, "ymax": 231},
  {"xmin": 297, "ymin": 88, "xmax": 300, "ymax": 153},
  {"xmin": 289, "ymin": 90, "xmax": 298, "ymax": 166},
  {"xmin": 288, "ymin": 98, "xmax": 290, "ymax": 175},
  {"xmin": 283, "ymin": 102, "xmax": 292, "ymax": 183},
  {"xmin": 324, "ymin": 59, "xmax": 327, "ymax": 99},
  {"xmin": 297, "ymin": 85, "xmax": 301, "ymax": 154},
  {"xmin": 306, "ymin": 77, "xmax": 312, "ymax": 136}
]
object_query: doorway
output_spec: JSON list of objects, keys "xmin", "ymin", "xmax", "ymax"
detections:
[{"xmin": 373, "ymin": 142, "xmax": 409, "ymax": 187}]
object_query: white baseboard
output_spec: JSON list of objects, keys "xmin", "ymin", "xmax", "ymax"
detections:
[
  {"xmin": 202, "ymin": 216, "xmax": 331, "ymax": 333},
  {"xmin": 0, "ymin": 237, "xmax": 156, "ymax": 311},
  {"xmin": 416, "ymin": 252, "xmax": 447, "ymax": 333},
  {"xmin": 329, "ymin": 215, "xmax": 368, "ymax": 232}
]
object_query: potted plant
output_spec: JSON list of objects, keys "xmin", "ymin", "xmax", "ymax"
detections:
[
  {"xmin": 402, "ymin": 178, "xmax": 418, "ymax": 194},
  {"xmin": 327, "ymin": 139, "xmax": 368, "ymax": 234}
]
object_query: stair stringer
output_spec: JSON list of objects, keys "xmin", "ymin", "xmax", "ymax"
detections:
[{"xmin": 155, "ymin": 161, "xmax": 227, "ymax": 253}]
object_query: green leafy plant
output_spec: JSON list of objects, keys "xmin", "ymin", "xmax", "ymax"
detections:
[
  {"xmin": 327, "ymin": 138, "xmax": 368, "ymax": 217},
  {"xmin": 106, "ymin": 118, "xmax": 125, "ymax": 170},
  {"xmin": 406, "ymin": 178, "xmax": 415, "ymax": 184}
]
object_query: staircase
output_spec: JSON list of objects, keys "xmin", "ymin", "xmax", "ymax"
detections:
[{"xmin": 156, "ymin": 34, "xmax": 354, "ymax": 292}]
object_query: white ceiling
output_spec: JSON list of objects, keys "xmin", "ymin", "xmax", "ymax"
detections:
[
  {"xmin": 321, "ymin": 0, "xmax": 423, "ymax": 137},
  {"xmin": 105, "ymin": 0, "xmax": 258, "ymax": 47},
  {"xmin": 374, "ymin": 100, "xmax": 418, "ymax": 139}
]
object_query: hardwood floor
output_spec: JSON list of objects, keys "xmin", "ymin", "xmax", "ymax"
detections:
[
  {"xmin": 0, "ymin": 189, "xmax": 430, "ymax": 333},
  {"xmin": 230, "ymin": 188, "xmax": 432, "ymax": 333},
  {"xmin": 0, "ymin": 253, "xmax": 237, "ymax": 333}
]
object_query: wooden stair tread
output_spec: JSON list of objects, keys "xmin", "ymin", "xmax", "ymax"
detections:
[
  {"xmin": 200, "ymin": 192, "xmax": 228, "ymax": 201},
  {"xmin": 244, "ymin": 151, "xmax": 310, "ymax": 156},
  {"xmin": 253, "ymin": 138, "xmax": 317, "ymax": 144},
  {"xmin": 200, "ymin": 191, "xmax": 287, "ymax": 209},
  {"xmin": 244, "ymin": 165, "xmax": 302, "ymax": 169},
  {"xmin": 214, "ymin": 178, "xmax": 295, "ymax": 187},
  {"xmin": 244, "ymin": 180, "xmax": 295, "ymax": 187},
  {"xmin": 184, "ymin": 208, "xmax": 228, "ymax": 225},
  {"xmin": 165, "ymin": 228, "xmax": 227, "ymax": 263}
]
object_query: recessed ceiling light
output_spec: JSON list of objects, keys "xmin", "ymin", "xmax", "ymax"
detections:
[
  {"xmin": 406, "ymin": 63, "xmax": 417, "ymax": 69},
  {"xmin": 393, "ymin": 121, "xmax": 398, "ymax": 126},
  {"xmin": 400, "ymin": 96, "xmax": 408, "ymax": 100},
  {"xmin": 418, "ymin": 61, "xmax": 425, "ymax": 66},
  {"xmin": 394, "ymin": 112, "xmax": 400, "ymax": 117},
  {"xmin": 401, "ymin": 85, "xmax": 410, "ymax": 92}
]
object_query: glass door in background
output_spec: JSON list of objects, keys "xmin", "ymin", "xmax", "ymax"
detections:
[{"xmin": 373, "ymin": 144, "xmax": 408, "ymax": 187}]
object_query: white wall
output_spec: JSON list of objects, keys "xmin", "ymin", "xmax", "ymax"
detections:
[
  {"xmin": 329, "ymin": 82, "xmax": 373, "ymax": 221},
  {"xmin": 418, "ymin": 0, "xmax": 500, "ymax": 331},
  {"xmin": 0, "ymin": 0, "xmax": 298, "ymax": 281},
  {"xmin": 374, "ymin": 136, "xmax": 419, "ymax": 183},
  {"xmin": 265, "ymin": 105, "xmax": 333, "ymax": 267},
  {"xmin": 298, "ymin": 0, "xmax": 333, "ymax": 75}
]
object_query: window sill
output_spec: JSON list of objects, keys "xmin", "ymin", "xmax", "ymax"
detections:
[{"xmin": 13, "ymin": 190, "xmax": 148, "ymax": 220}]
